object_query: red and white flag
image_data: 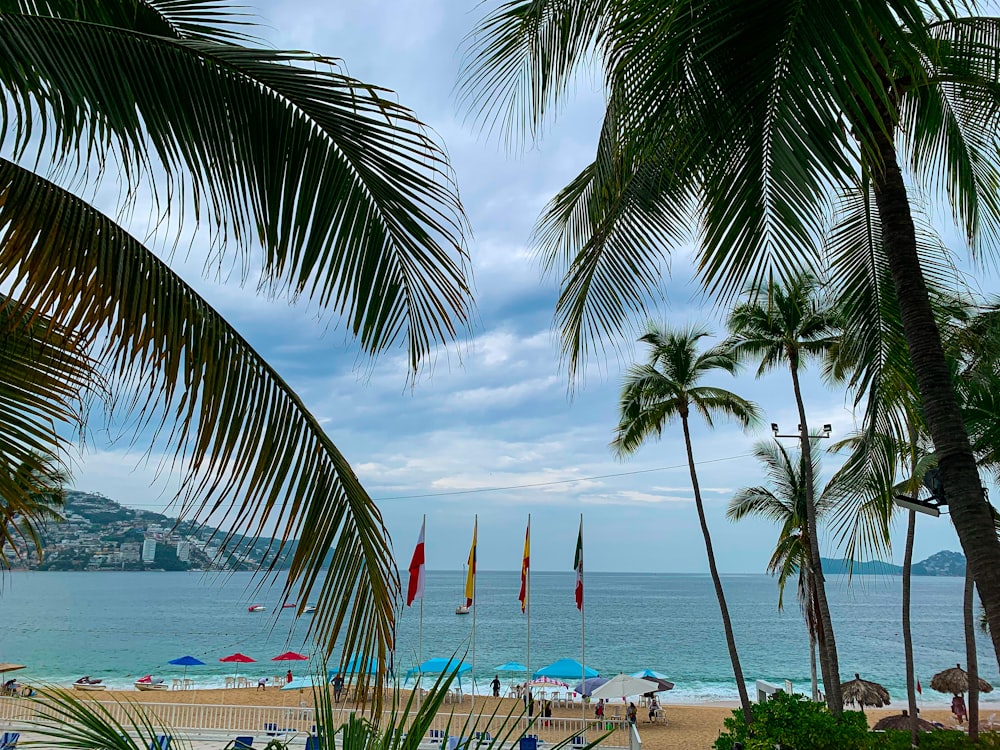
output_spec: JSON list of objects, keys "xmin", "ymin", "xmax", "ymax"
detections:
[
  {"xmin": 917, "ymin": 680, "xmax": 922, "ymax": 695},
  {"xmin": 406, "ymin": 519, "xmax": 426, "ymax": 606},
  {"xmin": 518, "ymin": 519, "xmax": 530, "ymax": 613},
  {"xmin": 574, "ymin": 518, "xmax": 584, "ymax": 611}
]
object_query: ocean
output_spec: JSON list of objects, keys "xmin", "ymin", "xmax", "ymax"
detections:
[{"xmin": 0, "ymin": 570, "xmax": 994, "ymax": 706}]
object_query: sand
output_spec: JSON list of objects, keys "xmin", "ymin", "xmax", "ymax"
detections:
[{"xmin": 53, "ymin": 686, "xmax": 986, "ymax": 750}]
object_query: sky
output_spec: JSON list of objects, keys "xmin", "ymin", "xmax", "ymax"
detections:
[{"xmin": 61, "ymin": 0, "xmax": 1000, "ymax": 574}]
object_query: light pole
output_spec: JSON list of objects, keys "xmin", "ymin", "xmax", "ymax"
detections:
[{"xmin": 771, "ymin": 422, "xmax": 831, "ymax": 702}]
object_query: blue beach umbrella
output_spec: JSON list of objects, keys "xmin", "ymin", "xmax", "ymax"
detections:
[
  {"xmin": 328, "ymin": 656, "xmax": 377, "ymax": 680},
  {"xmin": 405, "ymin": 658, "xmax": 471, "ymax": 690},
  {"xmin": 533, "ymin": 659, "xmax": 598, "ymax": 680},
  {"xmin": 631, "ymin": 669, "xmax": 668, "ymax": 680},
  {"xmin": 167, "ymin": 655, "xmax": 205, "ymax": 680},
  {"xmin": 494, "ymin": 662, "xmax": 528, "ymax": 672},
  {"xmin": 573, "ymin": 677, "xmax": 609, "ymax": 696}
]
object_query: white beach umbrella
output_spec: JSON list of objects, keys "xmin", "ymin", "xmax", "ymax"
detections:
[{"xmin": 590, "ymin": 673, "xmax": 658, "ymax": 702}]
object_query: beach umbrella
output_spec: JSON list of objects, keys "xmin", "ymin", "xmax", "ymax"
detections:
[
  {"xmin": 631, "ymin": 669, "xmax": 669, "ymax": 680},
  {"xmin": 930, "ymin": 664, "xmax": 994, "ymax": 695},
  {"xmin": 405, "ymin": 657, "xmax": 471, "ymax": 690},
  {"xmin": 528, "ymin": 676, "xmax": 569, "ymax": 688},
  {"xmin": 841, "ymin": 673, "xmax": 891, "ymax": 709},
  {"xmin": 532, "ymin": 659, "xmax": 598, "ymax": 680},
  {"xmin": 271, "ymin": 652, "xmax": 308, "ymax": 684},
  {"xmin": 573, "ymin": 677, "xmax": 609, "ymax": 696},
  {"xmin": 590, "ymin": 674, "xmax": 658, "ymax": 702},
  {"xmin": 0, "ymin": 664, "xmax": 26, "ymax": 679},
  {"xmin": 282, "ymin": 676, "xmax": 325, "ymax": 691},
  {"xmin": 167, "ymin": 655, "xmax": 205, "ymax": 680},
  {"xmin": 872, "ymin": 713, "xmax": 938, "ymax": 732},
  {"xmin": 494, "ymin": 662, "xmax": 528, "ymax": 672},
  {"xmin": 219, "ymin": 652, "xmax": 256, "ymax": 683},
  {"xmin": 639, "ymin": 677, "xmax": 675, "ymax": 693}
]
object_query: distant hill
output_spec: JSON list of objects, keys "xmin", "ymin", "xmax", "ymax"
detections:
[{"xmin": 821, "ymin": 550, "xmax": 966, "ymax": 577}]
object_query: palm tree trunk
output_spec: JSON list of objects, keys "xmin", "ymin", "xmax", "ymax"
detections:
[
  {"xmin": 967, "ymin": 567, "xmax": 980, "ymax": 743},
  {"xmin": 810, "ymin": 627, "xmax": 818, "ymax": 702},
  {"xmin": 903, "ymin": 509, "xmax": 919, "ymax": 748},
  {"xmin": 681, "ymin": 412, "xmax": 753, "ymax": 723},
  {"xmin": 870, "ymin": 123, "xmax": 1000, "ymax": 673},
  {"xmin": 788, "ymin": 359, "xmax": 842, "ymax": 714}
]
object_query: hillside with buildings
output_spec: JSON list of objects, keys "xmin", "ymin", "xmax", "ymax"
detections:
[{"xmin": 9, "ymin": 490, "xmax": 289, "ymax": 572}]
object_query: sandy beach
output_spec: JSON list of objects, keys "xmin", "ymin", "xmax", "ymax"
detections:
[{"xmin": 43, "ymin": 686, "xmax": 977, "ymax": 750}]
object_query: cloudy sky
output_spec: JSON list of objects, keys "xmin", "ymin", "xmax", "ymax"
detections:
[{"xmin": 67, "ymin": 0, "xmax": 1000, "ymax": 574}]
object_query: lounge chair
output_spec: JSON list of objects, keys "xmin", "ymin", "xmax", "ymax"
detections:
[
  {"xmin": 0, "ymin": 732, "xmax": 21, "ymax": 750},
  {"xmin": 474, "ymin": 732, "xmax": 492, "ymax": 742},
  {"xmin": 571, "ymin": 737, "xmax": 586, "ymax": 749},
  {"xmin": 305, "ymin": 737, "xmax": 321, "ymax": 750},
  {"xmin": 233, "ymin": 737, "xmax": 253, "ymax": 750},
  {"xmin": 149, "ymin": 736, "xmax": 170, "ymax": 750},
  {"xmin": 518, "ymin": 738, "xmax": 538, "ymax": 750},
  {"xmin": 427, "ymin": 730, "xmax": 446, "ymax": 744}
]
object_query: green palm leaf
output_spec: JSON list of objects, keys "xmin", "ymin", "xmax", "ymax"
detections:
[{"xmin": 0, "ymin": 158, "xmax": 396, "ymax": 688}]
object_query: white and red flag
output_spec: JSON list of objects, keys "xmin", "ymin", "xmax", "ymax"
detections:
[{"xmin": 406, "ymin": 519, "xmax": 426, "ymax": 606}]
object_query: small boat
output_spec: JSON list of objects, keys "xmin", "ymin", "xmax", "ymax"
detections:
[
  {"xmin": 455, "ymin": 605, "xmax": 470, "ymax": 615},
  {"xmin": 301, "ymin": 605, "xmax": 316, "ymax": 614},
  {"xmin": 248, "ymin": 604, "xmax": 266, "ymax": 612},
  {"xmin": 134, "ymin": 682, "xmax": 168, "ymax": 691},
  {"xmin": 281, "ymin": 602, "xmax": 297, "ymax": 609}
]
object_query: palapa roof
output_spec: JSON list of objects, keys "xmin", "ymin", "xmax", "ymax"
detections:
[
  {"xmin": 872, "ymin": 713, "xmax": 938, "ymax": 732},
  {"xmin": 0, "ymin": 664, "xmax": 26, "ymax": 673},
  {"xmin": 841, "ymin": 673, "xmax": 891, "ymax": 708},
  {"xmin": 930, "ymin": 664, "xmax": 993, "ymax": 695}
]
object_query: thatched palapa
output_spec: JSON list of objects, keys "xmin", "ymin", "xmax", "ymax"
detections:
[
  {"xmin": 872, "ymin": 712, "xmax": 938, "ymax": 732},
  {"xmin": 841, "ymin": 673, "xmax": 891, "ymax": 708},
  {"xmin": 930, "ymin": 664, "xmax": 993, "ymax": 695}
]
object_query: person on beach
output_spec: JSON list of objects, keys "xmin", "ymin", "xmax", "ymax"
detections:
[
  {"xmin": 527, "ymin": 693, "xmax": 535, "ymax": 717},
  {"xmin": 952, "ymin": 693, "xmax": 968, "ymax": 724},
  {"xmin": 286, "ymin": 670, "xmax": 293, "ymax": 685},
  {"xmin": 333, "ymin": 673, "xmax": 344, "ymax": 703},
  {"xmin": 491, "ymin": 675, "xmax": 501, "ymax": 697},
  {"xmin": 648, "ymin": 696, "xmax": 660, "ymax": 723},
  {"xmin": 543, "ymin": 699, "xmax": 552, "ymax": 726},
  {"xmin": 257, "ymin": 677, "xmax": 266, "ymax": 691},
  {"xmin": 626, "ymin": 702, "xmax": 638, "ymax": 726},
  {"xmin": 595, "ymin": 698, "xmax": 605, "ymax": 719}
]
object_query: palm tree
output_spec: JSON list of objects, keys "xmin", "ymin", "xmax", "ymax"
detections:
[
  {"xmin": 613, "ymin": 323, "xmax": 760, "ymax": 722},
  {"xmin": 459, "ymin": 0, "xmax": 1000, "ymax": 680},
  {"xmin": 724, "ymin": 274, "xmax": 843, "ymax": 711},
  {"xmin": 728, "ymin": 439, "xmax": 834, "ymax": 702},
  {"xmin": 0, "ymin": 0, "xmax": 472, "ymax": 692}
]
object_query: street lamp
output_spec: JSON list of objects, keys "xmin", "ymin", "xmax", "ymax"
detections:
[{"xmin": 771, "ymin": 423, "xmax": 832, "ymax": 439}]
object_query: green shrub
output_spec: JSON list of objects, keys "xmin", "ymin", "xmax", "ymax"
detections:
[
  {"xmin": 714, "ymin": 693, "xmax": 874, "ymax": 750},
  {"xmin": 714, "ymin": 693, "xmax": 1000, "ymax": 750}
]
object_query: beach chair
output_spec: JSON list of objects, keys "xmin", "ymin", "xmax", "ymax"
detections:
[
  {"xmin": 518, "ymin": 738, "xmax": 538, "ymax": 750},
  {"xmin": 0, "ymin": 732, "xmax": 20, "ymax": 750},
  {"xmin": 305, "ymin": 736, "xmax": 321, "ymax": 750},
  {"xmin": 149, "ymin": 735, "xmax": 170, "ymax": 750},
  {"xmin": 474, "ymin": 732, "xmax": 492, "ymax": 743},
  {"xmin": 427, "ymin": 729, "xmax": 446, "ymax": 744},
  {"xmin": 263, "ymin": 724, "xmax": 279, "ymax": 737},
  {"xmin": 233, "ymin": 737, "xmax": 253, "ymax": 750},
  {"xmin": 447, "ymin": 737, "xmax": 469, "ymax": 750},
  {"xmin": 571, "ymin": 737, "xmax": 586, "ymax": 749}
]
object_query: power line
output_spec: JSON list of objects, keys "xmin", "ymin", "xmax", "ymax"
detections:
[{"xmin": 373, "ymin": 453, "xmax": 752, "ymax": 501}]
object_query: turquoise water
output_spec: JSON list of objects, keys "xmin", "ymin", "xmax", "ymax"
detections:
[{"xmin": 0, "ymin": 570, "xmax": 994, "ymax": 706}]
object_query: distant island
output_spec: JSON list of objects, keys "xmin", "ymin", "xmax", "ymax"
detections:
[
  {"xmin": 8, "ymin": 490, "xmax": 297, "ymax": 572},
  {"xmin": 820, "ymin": 550, "xmax": 967, "ymax": 577}
]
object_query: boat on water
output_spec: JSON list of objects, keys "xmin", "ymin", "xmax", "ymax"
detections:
[
  {"xmin": 248, "ymin": 604, "xmax": 266, "ymax": 612},
  {"xmin": 455, "ymin": 605, "xmax": 470, "ymax": 615},
  {"xmin": 281, "ymin": 602, "xmax": 297, "ymax": 609},
  {"xmin": 301, "ymin": 605, "xmax": 316, "ymax": 614}
]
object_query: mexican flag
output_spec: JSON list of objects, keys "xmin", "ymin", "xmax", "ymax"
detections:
[{"xmin": 574, "ymin": 518, "xmax": 583, "ymax": 611}]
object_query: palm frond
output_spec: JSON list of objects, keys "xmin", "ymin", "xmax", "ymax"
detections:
[
  {"xmin": 0, "ymin": 160, "xmax": 397, "ymax": 693},
  {"xmin": 0, "ymin": 12, "xmax": 471, "ymax": 371}
]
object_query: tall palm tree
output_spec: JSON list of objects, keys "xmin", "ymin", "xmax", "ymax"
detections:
[
  {"xmin": 613, "ymin": 323, "xmax": 760, "ymax": 722},
  {"xmin": 724, "ymin": 274, "xmax": 843, "ymax": 710},
  {"xmin": 0, "ymin": 0, "xmax": 472, "ymax": 693},
  {"xmin": 459, "ymin": 0, "xmax": 1000, "ymax": 681},
  {"xmin": 727, "ymin": 439, "xmax": 834, "ymax": 702}
]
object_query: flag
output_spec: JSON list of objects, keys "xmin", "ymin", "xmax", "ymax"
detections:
[
  {"xmin": 574, "ymin": 518, "xmax": 584, "ymax": 611},
  {"xmin": 518, "ymin": 520, "xmax": 530, "ymax": 613},
  {"xmin": 406, "ymin": 519, "xmax": 426, "ymax": 607},
  {"xmin": 917, "ymin": 680, "xmax": 922, "ymax": 695},
  {"xmin": 464, "ymin": 519, "xmax": 477, "ymax": 607}
]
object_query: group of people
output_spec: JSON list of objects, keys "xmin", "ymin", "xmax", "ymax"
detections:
[
  {"xmin": 594, "ymin": 696, "xmax": 660, "ymax": 725},
  {"xmin": 255, "ymin": 670, "xmax": 295, "ymax": 691}
]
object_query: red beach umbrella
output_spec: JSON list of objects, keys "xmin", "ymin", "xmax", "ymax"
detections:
[
  {"xmin": 219, "ymin": 653, "xmax": 256, "ymax": 684},
  {"xmin": 271, "ymin": 652, "xmax": 309, "ymax": 662}
]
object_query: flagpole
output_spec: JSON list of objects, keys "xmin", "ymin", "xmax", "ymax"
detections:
[
  {"xmin": 472, "ymin": 514, "xmax": 478, "ymax": 714},
  {"xmin": 580, "ymin": 514, "xmax": 586, "ymax": 733},
  {"xmin": 526, "ymin": 514, "xmax": 531, "ymax": 694},
  {"xmin": 418, "ymin": 514, "xmax": 425, "ymax": 712}
]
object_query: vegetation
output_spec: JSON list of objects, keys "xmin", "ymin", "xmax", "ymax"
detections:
[
  {"xmin": 460, "ymin": 0, "xmax": 1000, "ymax": 685},
  {"xmin": 613, "ymin": 323, "xmax": 759, "ymax": 722},
  {"xmin": 0, "ymin": 0, "xmax": 473, "ymax": 694}
]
